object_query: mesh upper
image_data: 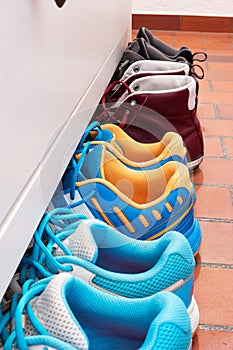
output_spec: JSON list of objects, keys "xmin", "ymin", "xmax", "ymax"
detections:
[
  {"xmin": 53, "ymin": 220, "xmax": 97, "ymax": 263},
  {"xmin": 25, "ymin": 274, "xmax": 88, "ymax": 350},
  {"xmin": 92, "ymin": 254, "xmax": 191, "ymax": 298},
  {"xmin": 78, "ymin": 146, "xmax": 102, "ymax": 180},
  {"xmin": 153, "ymin": 323, "xmax": 190, "ymax": 350}
]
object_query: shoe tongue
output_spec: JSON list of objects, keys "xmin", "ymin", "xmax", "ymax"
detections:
[
  {"xmin": 53, "ymin": 219, "xmax": 98, "ymax": 263},
  {"xmin": 136, "ymin": 38, "xmax": 150, "ymax": 59},
  {"xmin": 78, "ymin": 144, "xmax": 104, "ymax": 181},
  {"xmin": 26, "ymin": 273, "xmax": 89, "ymax": 350}
]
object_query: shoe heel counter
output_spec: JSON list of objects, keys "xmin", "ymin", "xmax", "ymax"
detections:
[
  {"xmin": 173, "ymin": 273, "xmax": 194, "ymax": 309},
  {"xmin": 190, "ymin": 109, "xmax": 204, "ymax": 155}
]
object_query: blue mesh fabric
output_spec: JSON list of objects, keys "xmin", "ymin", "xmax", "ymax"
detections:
[
  {"xmin": 92, "ymin": 254, "xmax": 192, "ymax": 298},
  {"xmin": 153, "ymin": 323, "xmax": 191, "ymax": 350},
  {"xmin": 79, "ymin": 146, "xmax": 103, "ymax": 180}
]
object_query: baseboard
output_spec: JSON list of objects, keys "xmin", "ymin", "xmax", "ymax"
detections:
[{"xmin": 132, "ymin": 14, "xmax": 233, "ymax": 33}]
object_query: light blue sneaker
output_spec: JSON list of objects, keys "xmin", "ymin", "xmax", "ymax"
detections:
[
  {"xmin": 53, "ymin": 132, "xmax": 201, "ymax": 255},
  {"xmin": 15, "ymin": 208, "xmax": 199, "ymax": 334},
  {"xmin": 0, "ymin": 273, "xmax": 192, "ymax": 350}
]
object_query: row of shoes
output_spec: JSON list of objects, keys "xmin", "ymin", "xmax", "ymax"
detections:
[
  {"xmin": 0, "ymin": 28, "xmax": 207, "ymax": 349},
  {"xmin": 94, "ymin": 26, "xmax": 207, "ymax": 172}
]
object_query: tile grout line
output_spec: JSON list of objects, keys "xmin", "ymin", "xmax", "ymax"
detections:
[
  {"xmin": 203, "ymin": 155, "xmax": 233, "ymax": 160},
  {"xmin": 200, "ymin": 117, "xmax": 233, "ymax": 123},
  {"xmin": 193, "ymin": 183, "xmax": 233, "ymax": 189},
  {"xmin": 198, "ymin": 324, "xmax": 233, "ymax": 332},
  {"xmin": 196, "ymin": 217, "xmax": 233, "ymax": 223},
  {"xmin": 213, "ymin": 103, "xmax": 219, "ymax": 119},
  {"xmin": 220, "ymin": 136, "xmax": 229, "ymax": 158},
  {"xmin": 208, "ymin": 79, "xmax": 214, "ymax": 92},
  {"xmin": 230, "ymin": 187, "xmax": 233, "ymax": 204},
  {"xmin": 203, "ymin": 136, "xmax": 233, "ymax": 139},
  {"xmin": 196, "ymin": 262, "xmax": 233, "ymax": 269}
]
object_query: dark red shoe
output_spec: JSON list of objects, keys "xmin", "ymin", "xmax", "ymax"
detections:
[{"xmin": 96, "ymin": 75, "xmax": 204, "ymax": 171}]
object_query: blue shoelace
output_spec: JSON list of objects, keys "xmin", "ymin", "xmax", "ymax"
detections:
[
  {"xmin": 18, "ymin": 208, "xmax": 87, "ymax": 287},
  {"xmin": 68, "ymin": 121, "xmax": 104, "ymax": 202},
  {"xmin": 0, "ymin": 277, "xmax": 78, "ymax": 350}
]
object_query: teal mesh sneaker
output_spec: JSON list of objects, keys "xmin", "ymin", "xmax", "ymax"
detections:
[
  {"xmin": 14, "ymin": 208, "xmax": 199, "ymax": 334},
  {"xmin": 53, "ymin": 131, "xmax": 202, "ymax": 255},
  {"xmin": 0, "ymin": 273, "xmax": 192, "ymax": 350}
]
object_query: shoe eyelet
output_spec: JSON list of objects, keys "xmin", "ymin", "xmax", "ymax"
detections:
[
  {"xmin": 133, "ymin": 84, "xmax": 140, "ymax": 91},
  {"xmin": 130, "ymin": 100, "xmax": 136, "ymax": 106},
  {"xmin": 133, "ymin": 66, "xmax": 140, "ymax": 73}
]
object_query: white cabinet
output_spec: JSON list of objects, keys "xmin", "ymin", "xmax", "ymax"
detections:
[{"xmin": 0, "ymin": 0, "xmax": 131, "ymax": 300}]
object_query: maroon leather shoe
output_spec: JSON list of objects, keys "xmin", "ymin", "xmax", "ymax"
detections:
[{"xmin": 96, "ymin": 75, "xmax": 204, "ymax": 171}]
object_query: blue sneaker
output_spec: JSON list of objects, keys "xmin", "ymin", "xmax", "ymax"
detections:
[
  {"xmin": 0, "ymin": 273, "xmax": 192, "ymax": 350},
  {"xmin": 71, "ymin": 121, "xmax": 187, "ymax": 171},
  {"xmin": 15, "ymin": 208, "xmax": 199, "ymax": 334},
  {"xmin": 53, "ymin": 136, "xmax": 202, "ymax": 255}
]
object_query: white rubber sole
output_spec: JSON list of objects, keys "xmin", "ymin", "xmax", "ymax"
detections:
[
  {"xmin": 188, "ymin": 156, "xmax": 203, "ymax": 172},
  {"xmin": 187, "ymin": 295, "xmax": 200, "ymax": 335}
]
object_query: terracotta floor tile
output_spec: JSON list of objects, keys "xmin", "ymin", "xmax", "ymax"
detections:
[
  {"xmin": 207, "ymin": 54, "xmax": 233, "ymax": 63},
  {"xmin": 206, "ymin": 49, "xmax": 233, "ymax": 57},
  {"xmin": 202, "ymin": 32, "xmax": 233, "ymax": 40},
  {"xmin": 217, "ymin": 104, "xmax": 233, "ymax": 120},
  {"xmin": 196, "ymin": 221, "xmax": 233, "ymax": 265},
  {"xmin": 201, "ymin": 119, "xmax": 233, "ymax": 137},
  {"xmin": 205, "ymin": 70, "xmax": 233, "ymax": 81},
  {"xmin": 175, "ymin": 31, "xmax": 206, "ymax": 39},
  {"xmin": 197, "ymin": 104, "xmax": 216, "ymax": 119},
  {"xmin": 131, "ymin": 30, "xmax": 137, "ymax": 40},
  {"xmin": 192, "ymin": 159, "xmax": 233, "ymax": 185},
  {"xmin": 150, "ymin": 31, "xmax": 176, "ymax": 45},
  {"xmin": 212, "ymin": 81, "xmax": 233, "ymax": 92},
  {"xmin": 208, "ymin": 62, "xmax": 233, "ymax": 72},
  {"xmin": 151, "ymin": 30, "xmax": 176, "ymax": 37},
  {"xmin": 202, "ymin": 39, "xmax": 232, "ymax": 50},
  {"xmin": 174, "ymin": 38, "xmax": 204, "ymax": 49},
  {"xmin": 199, "ymin": 91, "xmax": 233, "ymax": 105},
  {"xmin": 202, "ymin": 137, "xmax": 223, "ymax": 157},
  {"xmin": 193, "ymin": 330, "xmax": 233, "ymax": 350},
  {"xmin": 194, "ymin": 186, "xmax": 233, "ymax": 220},
  {"xmin": 224, "ymin": 138, "xmax": 233, "ymax": 158},
  {"xmin": 198, "ymin": 79, "xmax": 210, "ymax": 91},
  {"xmin": 194, "ymin": 266, "xmax": 233, "ymax": 326}
]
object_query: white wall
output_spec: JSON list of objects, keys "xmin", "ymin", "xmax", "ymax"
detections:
[{"xmin": 132, "ymin": 0, "xmax": 233, "ymax": 17}]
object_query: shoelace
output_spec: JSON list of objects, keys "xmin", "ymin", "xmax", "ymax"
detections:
[
  {"xmin": 96, "ymin": 80, "xmax": 132, "ymax": 126},
  {"xmin": 190, "ymin": 63, "xmax": 205, "ymax": 80},
  {"xmin": 192, "ymin": 51, "xmax": 208, "ymax": 63},
  {"xmin": 0, "ymin": 277, "xmax": 78, "ymax": 350},
  {"xmin": 69, "ymin": 141, "xmax": 96, "ymax": 202},
  {"xmin": 19, "ymin": 209, "xmax": 88, "ymax": 286}
]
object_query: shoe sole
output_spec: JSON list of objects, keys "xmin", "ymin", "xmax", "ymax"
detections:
[
  {"xmin": 188, "ymin": 155, "xmax": 203, "ymax": 172},
  {"xmin": 188, "ymin": 295, "xmax": 200, "ymax": 336}
]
